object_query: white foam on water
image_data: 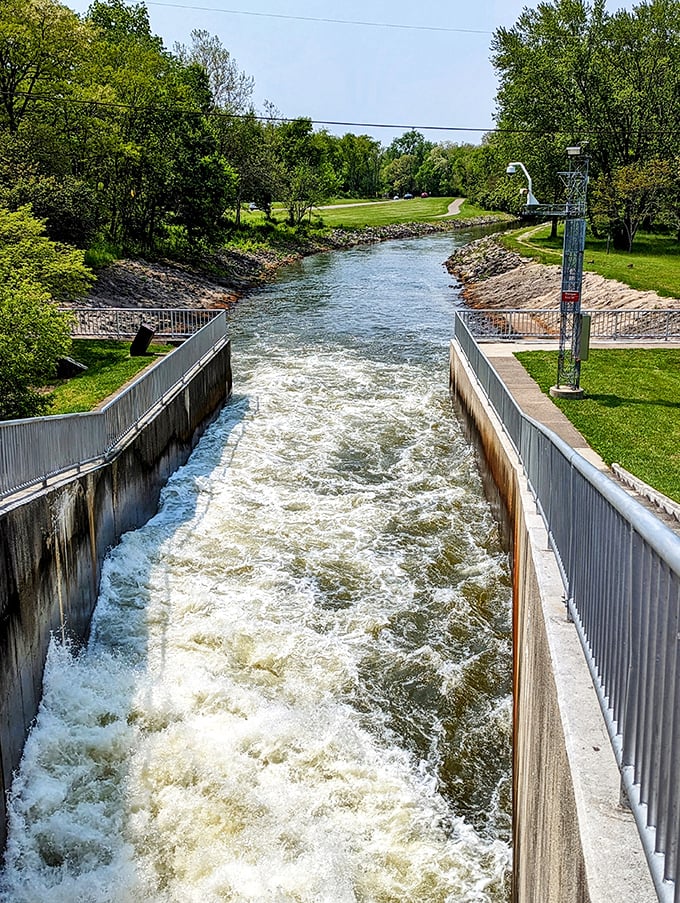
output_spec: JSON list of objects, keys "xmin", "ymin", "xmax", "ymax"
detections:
[{"xmin": 1, "ymin": 254, "xmax": 512, "ymax": 901}]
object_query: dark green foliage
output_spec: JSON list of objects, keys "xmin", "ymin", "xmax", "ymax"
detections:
[
  {"xmin": 0, "ymin": 205, "xmax": 94, "ymax": 419},
  {"xmin": 482, "ymin": 0, "xmax": 680, "ymax": 247}
]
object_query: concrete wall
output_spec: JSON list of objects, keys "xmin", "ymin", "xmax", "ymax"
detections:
[
  {"xmin": 449, "ymin": 340, "xmax": 657, "ymax": 903},
  {"xmin": 0, "ymin": 341, "xmax": 232, "ymax": 847}
]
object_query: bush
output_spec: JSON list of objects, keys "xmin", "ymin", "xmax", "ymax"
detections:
[
  {"xmin": 0, "ymin": 279, "xmax": 73, "ymax": 419},
  {"xmin": 0, "ymin": 206, "xmax": 93, "ymax": 419}
]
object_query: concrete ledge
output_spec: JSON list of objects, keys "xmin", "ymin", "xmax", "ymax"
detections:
[
  {"xmin": 0, "ymin": 341, "xmax": 232, "ymax": 846},
  {"xmin": 449, "ymin": 340, "xmax": 656, "ymax": 903}
]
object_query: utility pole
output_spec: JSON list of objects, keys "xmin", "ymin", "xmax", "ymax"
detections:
[{"xmin": 507, "ymin": 147, "xmax": 589, "ymax": 398}]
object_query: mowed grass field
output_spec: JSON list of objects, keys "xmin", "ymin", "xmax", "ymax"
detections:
[
  {"xmin": 49, "ymin": 340, "xmax": 173, "ymax": 414},
  {"xmin": 502, "ymin": 224, "xmax": 680, "ymax": 298},
  {"xmin": 248, "ymin": 198, "xmax": 495, "ymax": 229},
  {"xmin": 516, "ymin": 347, "xmax": 680, "ymax": 502}
]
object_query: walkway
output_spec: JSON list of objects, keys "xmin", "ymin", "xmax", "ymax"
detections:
[
  {"xmin": 483, "ymin": 342, "xmax": 606, "ymax": 470},
  {"xmin": 435, "ymin": 197, "xmax": 465, "ymax": 218}
]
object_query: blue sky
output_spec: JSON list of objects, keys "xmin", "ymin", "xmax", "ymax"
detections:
[{"xmin": 65, "ymin": 0, "xmax": 635, "ymax": 146}]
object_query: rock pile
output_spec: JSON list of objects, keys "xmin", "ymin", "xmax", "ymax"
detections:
[
  {"xmin": 446, "ymin": 234, "xmax": 680, "ymax": 311},
  {"xmin": 445, "ymin": 235, "xmax": 525, "ymax": 283},
  {"xmin": 78, "ymin": 217, "xmax": 516, "ymax": 310}
]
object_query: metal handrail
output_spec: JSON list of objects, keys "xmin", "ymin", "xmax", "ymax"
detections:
[
  {"xmin": 453, "ymin": 312, "xmax": 680, "ymax": 903},
  {"xmin": 0, "ymin": 313, "xmax": 228, "ymax": 499},
  {"xmin": 457, "ymin": 307, "xmax": 680, "ymax": 342},
  {"xmin": 65, "ymin": 307, "xmax": 224, "ymax": 339}
]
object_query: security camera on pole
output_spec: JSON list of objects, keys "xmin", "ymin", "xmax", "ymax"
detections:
[{"xmin": 507, "ymin": 147, "xmax": 590, "ymax": 398}]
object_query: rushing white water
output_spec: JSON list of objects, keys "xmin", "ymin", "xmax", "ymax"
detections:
[{"xmin": 1, "ymin": 235, "xmax": 512, "ymax": 902}]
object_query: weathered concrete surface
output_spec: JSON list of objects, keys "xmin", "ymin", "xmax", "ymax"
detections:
[
  {"xmin": 0, "ymin": 341, "xmax": 232, "ymax": 847},
  {"xmin": 449, "ymin": 340, "xmax": 657, "ymax": 903}
]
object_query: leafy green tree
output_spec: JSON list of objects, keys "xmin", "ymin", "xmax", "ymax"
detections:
[
  {"xmin": 490, "ymin": 0, "xmax": 680, "ymax": 244},
  {"xmin": 0, "ymin": 206, "xmax": 93, "ymax": 419},
  {"xmin": 274, "ymin": 118, "xmax": 338, "ymax": 225},
  {"xmin": 590, "ymin": 158, "xmax": 674, "ymax": 251},
  {"xmin": 382, "ymin": 155, "xmax": 417, "ymax": 197},
  {"xmin": 174, "ymin": 30, "xmax": 276, "ymax": 227},
  {"xmin": 0, "ymin": 0, "xmax": 91, "ymax": 135},
  {"xmin": 85, "ymin": 1, "xmax": 234, "ymax": 250},
  {"xmin": 336, "ymin": 133, "xmax": 382, "ymax": 198},
  {"xmin": 219, "ymin": 113, "xmax": 278, "ymax": 225},
  {"xmin": 0, "ymin": 205, "xmax": 94, "ymax": 299},
  {"xmin": 381, "ymin": 130, "xmax": 433, "ymax": 195}
]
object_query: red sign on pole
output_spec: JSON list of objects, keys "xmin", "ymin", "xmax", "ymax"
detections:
[{"xmin": 561, "ymin": 291, "xmax": 580, "ymax": 304}]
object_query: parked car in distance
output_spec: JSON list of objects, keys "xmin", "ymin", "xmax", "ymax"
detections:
[
  {"xmin": 404, "ymin": 192, "xmax": 413, "ymax": 199},
  {"xmin": 420, "ymin": 192, "xmax": 428, "ymax": 198},
  {"xmin": 248, "ymin": 202, "xmax": 258, "ymax": 211},
  {"xmin": 393, "ymin": 195, "xmax": 400, "ymax": 200}
]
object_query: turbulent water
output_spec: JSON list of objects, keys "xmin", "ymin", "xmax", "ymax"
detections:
[{"xmin": 1, "ymin": 234, "xmax": 512, "ymax": 902}]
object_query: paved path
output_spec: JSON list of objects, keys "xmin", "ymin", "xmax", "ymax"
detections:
[
  {"xmin": 314, "ymin": 197, "xmax": 466, "ymax": 214},
  {"xmin": 314, "ymin": 200, "xmax": 393, "ymax": 211},
  {"xmin": 435, "ymin": 198, "xmax": 465, "ymax": 218},
  {"xmin": 483, "ymin": 341, "xmax": 606, "ymax": 469}
]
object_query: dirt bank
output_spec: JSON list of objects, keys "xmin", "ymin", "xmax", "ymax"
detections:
[
  {"xmin": 81, "ymin": 217, "xmax": 512, "ymax": 310},
  {"xmin": 446, "ymin": 234, "xmax": 680, "ymax": 310}
]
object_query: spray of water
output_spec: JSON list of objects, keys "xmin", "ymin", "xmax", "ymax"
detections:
[{"xmin": 1, "ymin": 237, "xmax": 512, "ymax": 902}]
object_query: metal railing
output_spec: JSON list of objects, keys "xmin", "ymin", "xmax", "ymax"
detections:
[
  {"xmin": 453, "ymin": 313, "xmax": 680, "ymax": 902},
  {"xmin": 457, "ymin": 307, "xmax": 680, "ymax": 342},
  {"xmin": 0, "ymin": 313, "xmax": 228, "ymax": 499},
  {"xmin": 65, "ymin": 307, "xmax": 223, "ymax": 340}
]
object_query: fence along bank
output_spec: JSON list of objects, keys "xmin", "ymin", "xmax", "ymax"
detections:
[
  {"xmin": 450, "ymin": 312, "xmax": 678, "ymax": 903},
  {"xmin": 0, "ymin": 315, "xmax": 232, "ymax": 846}
]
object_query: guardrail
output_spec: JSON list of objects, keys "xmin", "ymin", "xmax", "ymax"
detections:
[
  {"xmin": 457, "ymin": 307, "xmax": 680, "ymax": 342},
  {"xmin": 65, "ymin": 307, "xmax": 223, "ymax": 340},
  {"xmin": 0, "ymin": 313, "xmax": 228, "ymax": 500},
  {"xmin": 453, "ymin": 312, "xmax": 680, "ymax": 903}
]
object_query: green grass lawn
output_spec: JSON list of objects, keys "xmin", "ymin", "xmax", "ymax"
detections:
[
  {"xmin": 515, "ymin": 348, "xmax": 680, "ymax": 502},
  {"xmin": 316, "ymin": 196, "xmax": 465, "ymax": 228},
  {"xmin": 502, "ymin": 224, "xmax": 680, "ymax": 298},
  {"xmin": 48, "ymin": 339, "xmax": 174, "ymax": 415},
  {"xmin": 250, "ymin": 198, "xmax": 497, "ymax": 229}
]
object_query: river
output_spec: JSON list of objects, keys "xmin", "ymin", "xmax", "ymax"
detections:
[{"xmin": 1, "ymin": 233, "xmax": 512, "ymax": 902}]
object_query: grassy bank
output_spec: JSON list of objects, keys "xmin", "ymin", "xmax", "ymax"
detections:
[
  {"xmin": 515, "ymin": 347, "xmax": 680, "ymax": 502},
  {"xmin": 501, "ymin": 224, "xmax": 680, "ymax": 298},
  {"xmin": 244, "ymin": 198, "xmax": 494, "ymax": 230},
  {"xmin": 49, "ymin": 340, "xmax": 173, "ymax": 415}
]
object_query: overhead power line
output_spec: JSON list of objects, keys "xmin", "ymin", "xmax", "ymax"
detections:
[
  {"xmin": 10, "ymin": 90, "xmax": 679, "ymax": 139},
  {"xmin": 8, "ymin": 90, "xmax": 496, "ymax": 132},
  {"xmin": 144, "ymin": 3, "xmax": 493, "ymax": 35}
]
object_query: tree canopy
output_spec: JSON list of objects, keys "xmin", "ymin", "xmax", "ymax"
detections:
[{"xmin": 478, "ymin": 0, "xmax": 680, "ymax": 247}]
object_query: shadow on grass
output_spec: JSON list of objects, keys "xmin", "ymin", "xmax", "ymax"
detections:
[{"xmin": 586, "ymin": 392, "xmax": 680, "ymax": 409}]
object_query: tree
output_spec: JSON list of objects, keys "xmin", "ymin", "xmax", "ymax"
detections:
[
  {"xmin": 336, "ymin": 133, "xmax": 382, "ymax": 198},
  {"xmin": 590, "ymin": 158, "xmax": 674, "ymax": 251},
  {"xmin": 490, "ymin": 0, "xmax": 680, "ymax": 241},
  {"xmin": 219, "ymin": 113, "xmax": 278, "ymax": 225},
  {"xmin": 381, "ymin": 130, "xmax": 432, "ymax": 195},
  {"xmin": 0, "ymin": 206, "xmax": 93, "ymax": 419},
  {"xmin": 174, "ymin": 29, "xmax": 254, "ymax": 113},
  {"xmin": 0, "ymin": 0, "xmax": 91, "ymax": 135},
  {"xmin": 174, "ymin": 30, "xmax": 275, "ymax": 227},
  {"xmin": 274, "ymin": 118, "xmax": 338, "ymax": 225}
]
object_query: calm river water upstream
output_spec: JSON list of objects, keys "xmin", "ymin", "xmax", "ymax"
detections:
[{"xmin": 1, "ymin": 233, "xmax": 512, "ymax": 902}]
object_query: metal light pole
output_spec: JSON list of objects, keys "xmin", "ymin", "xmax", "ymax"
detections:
[{"xmin": 507, "ymin": 148, "xmax": 590, "ymax": 398}]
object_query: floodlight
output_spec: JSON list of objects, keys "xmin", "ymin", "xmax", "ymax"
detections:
[
  {"xmin": 506, "ymin": 164, "xmax": 517, "ymax": 175},
  {"xmin": 566, "ymin": 146, "xmax": 581, "ymax": 156}
]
